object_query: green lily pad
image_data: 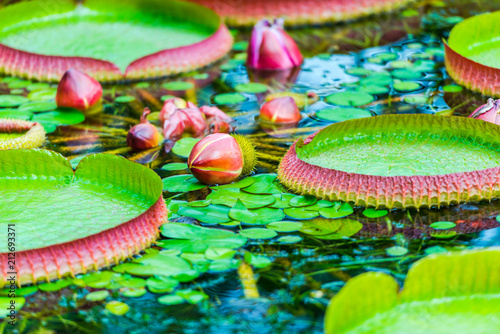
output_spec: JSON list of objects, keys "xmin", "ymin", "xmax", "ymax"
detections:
[
  {"xmin": 362, "ymin": 208, "xmax": 389, "ymax": 218},
  {"xmin": 208, "ymin": 188, "xmax": 276, "ymax": 208},
  {"xmin": 86, "ymin": 290, "xmax": 110, "ymax": 301},
  {"xmin": 105, "ymin": 301, "xmax": 129, "ymax": 316},
  {"xmin": 161, "ymin": 163, "xmax": 188, "ymax": 171},
  {"xmin": 270, "ymin": 193, "xmax": 297, "ymax": 209},
  {"xmin": 239, "ymin": 228, "xmax": 278, "ymax": 239},
  {"xmin": 325, "ymin": 249, "xmax": 500, "ymax": 334},
  {"xmin": 31, "ymin": 107, "xmax": 85, "ymax": 125},
  {"xmin": 0, "ymin": 95, "xmax": 29, "ymax": 108},
  {"xmin": 213, "ymin": 92, "xmax": 247, "ymax": 105},
  {"xmin": 0, "ymin": 108, "xmax": 33, "ymax": 120},
  {"xmin": 392, "ymin": 69, "xmax": 424, "ymax": 80},
  {"xmin": 316, "ymin": 107, "xmax": 372, "ymax": 122},
  {"xmin": 266, "ymin": 221, "xmax": 303, "ymax": 232},
  {"xmin": 346, "ymin": 68, "xmax": 374, "ymax": 76},
  {"xmin": 429, "ymin": 221, "xmax": 456, "ymax": 230},
  {"xmin": 124, "ymin": 252, "xmax": 192, "ymax": 277},
  {"xmin": 171, "ymin": 137, "xmax": 200, "ymax": 158},
  {"xmin": 242, "ymin": 174, "xmax": 281, "ymax": 194},
  {"xmin": 0, "ymin": 150, "xmax": 162, "ymax": 256},
  {"xmin": 386, "ymin": 246, "xmax": 409, "ymax": 256},
  {"xmin": 277, "ymin": 235, "xmax": 303, "ymax": 244},
  {"xmin": 244, "ymin": 252, "xmax": 272, "ymax": 268},
  {"xmin": 356, "ymin": 85, "xmax": 389, "ymax": 95},
  {"xmin": 18, "ymin": 101, "xmax": 57, "ymax": 113},
  {"xmin": 115, "ymin": 95, "xmax": 136, "ymax": 103},
  {"xmin": 26, "ymin": 83, "xmax": 51, "ymax": 91},
  {"xmin": 0, "ymin": 297, "xmax": 25, "ymax": 318},
  {"xmin": 122, "ymin": 287, "xmax": 147, "ymax": 298},
  {"xmin": 162, "ymin": 175, "xmax": 206, "ymax": 192},
  {"xmin": 319, "ymin": 203, "xmax": 354, "ymax": 219},
  {"xmin": 234, "ymin": 83, "xmax": 268, "ymax": 94},
  {"xmin": 163, "ymin": 81, "xmax": 194, "ymax": 91},
  {"xmin": 157, "ymin": 294, "xmax": 185, "ymax": 305},
  {"xmin": 27, "ymin": 88, "xmax": 57, "ymax": 101},
  {"xmin": 443, "ymin": 85, "xmax": 463, "ymax": 93},
  {"xmin": 177, "ymin": 204, "xmax": 232, "ymax": 224},
  {"xmin": 289, "ymin": 195, "xmax": 317, "ymax": 207},
  {"xmin": 211, "ymin": 177, "xmax": 255, "ymax": 190},
  {"xmin": 284, "ymin": 208, "xmax": 319, "ymax": 219},
  {"xmin": 160, "ymin": 223, "xmax": 247, "ymax": 252},
  {"xmin": 360, "ymin": 73, "xmax": 393, "ymax": 86},
  {"xmin": 325, "ymin": 92, "xmax": 374, "ymax": 107},
  {"xmin": 146, "ymin": 276, "xmax": 179, "ymax": 293},
  {"xmin": 300, "ymin": 218, "xmax": 362, "ymax": 239},
  {"xmin": 393, "ymin": 80, "xmax": 421, "ymax": 92}
]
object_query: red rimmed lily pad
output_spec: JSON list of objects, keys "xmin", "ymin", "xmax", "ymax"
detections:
[
  {"xmin": 0, "ymin": 149, "xmax": 166, "ymax": 286},
  {"xmin": 0, "ymin": 0, "xmax": 232, "ymax": 82},
  {"xmin": 445, "ymin": 11, "xmax": 500, "ymax": 96},
  {"xmin": 278, "ymin": 114, "xmax": 500, "ymax": 209}
]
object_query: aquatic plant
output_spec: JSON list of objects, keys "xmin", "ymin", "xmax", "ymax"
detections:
[
  {"xmin": 278, "ymin": 114, "xmax": 500, "ymax": 209},
  {"xmin": 325, "ymin": 248, "xmax": 500, "ymax": 333},
  {"xmin": 56, "ymin": 69, "xmax": 102, "ymax": 113},
  {"xmin": 445, "ymin": 11, "xmax": 500, "ymax": 96},
  {"xmin": 469, "ymin": 98, "xmax": 500, "ymax": 125},
  {"xmin": 0, "ymin": 149, "xmax": 166, "ymax": 286},
  {"xmin": 187, "ymin": 133, "xmax": 256, "ymax": 185},
  {"xmin": 0, "ymin": 119, "xmax": 45, "ymax": 149},
  {"xmin": 260, "ymin": 96, "xmax": 301, "ymax": 124},
  {"xmin": 0, "ymin": 0, "xmax": 232, "ymax": 81},
  {"xmin": 247, "ymin": 18, "xmax": 303, "ymax": 70},
  {"xmin": 127, "ymin": 108, "xmax": 162, "ymax": 150},
  {"xmin": 190, "ymin": 0, "xmax": 416, "ymax": 27}
]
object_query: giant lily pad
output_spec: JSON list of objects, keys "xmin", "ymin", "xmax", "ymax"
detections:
[
  {"xmin": 0, "ymin": 0, "xmax": 232, "ymax": 81},
  {"xmin": 325, "ymin": 248, "xmax": 500, "ymax": 334},
  {"xmin": 278, "ymin": 114, "xmax": 500, "ymax": 209},
  {"xmin": 0, "ymin": 149, "xmax": 166, "ymax": 286},
  {"xmin": 445, "ymin": 11, "xmax": 500, "ymax": 96}
]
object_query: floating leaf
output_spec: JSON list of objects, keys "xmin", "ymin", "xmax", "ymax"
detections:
[
  {"xmin": 392, "ymin": 69, "xmax": 424, "ymax": 79},
  {"xmin": 277, "ymin": 235, "xmax": 303, "ymax": 244},
  {"xmin": 289, "ymin": 195, "xmax": 317, "ymax": 207},
  {"xmin": 357, "ymin": 85, "xmax": 389, "ymax": 95},
  {"xmin": 244, "ymin": 252, "xmax": 272, "ymax": 268},
  {"xmin": 160, "ymin": 223, "xmax": 247, "ymax": 252},
  {"xmin": 270, "ymin": 193, "xmax": 297, "ymax": 209},
  {"xmin": 115, "ymin": 95, "xmax": 136, "ymax": 103},
  {"xmin": 105, "ymin": 301, "xmax": 129, "ymax": 316},
  {"xmin": 242, "ymin": 174, "xmax": 281, "ymax": 194},
  {"xmin": 346, "ymin": 68, "xmax": 374, "ymax": 76},
  {"xmin": 122, "ymin": 287, "xmax": 147, "ymax": 298},
  {"xmin": 213, "ymin": 92, "xmax": 247, "ymax": 105},
  {"xmin": 235, "ymin": 83, "xmax": 268, "ymax": 94},
  {"xmin": 86, "ymin": 290, "xmax": 110, "ymax": 301},
  {"xmin": 386, "ymin": 246, "xmax": 409, "ymax": 257},
  {"xmin": 162, "ymin": 175, "xmax": 206, "ymax": 192},
  {"xmin": 0, "ymin": 297, "xmax": 25, "ymax": 318},
  {"xmin": 266, "ymin": 221, "xmax": 303, "ymax": 232},
  {"xmin": 18, "ymin": 101, "xmax": 57, "ymax": 113},
  {"xmin": 0, "ymin": 95, "xmax": 29, "ymax": 107},
  {"xmin": 325, "ymin": 92, "xmax": 374, "ymax": 107},
  {"xmin": 161, "ymin": 163, "xmax": 188, "ymax": 171},
  {"xmin": 208, "ymin": 188, "xmax": 276, "ymax": 208},
  {"xmin": 171, "ymin": 137, "xmax": 200, "ymax": 158},
  {"xmin": 319, "ymin": 203, "xmax": 353, "ymax": 219},
  {"xmin": 239, "ymin": 228, "xmax": 277, "ymax": 239},
  {"xmin": 362, "ymin": 208, "xmax": 388, "ymax": 218},
  {"xmin": 31, "ymin": 107, "xmax": 85, "ymax": 125},
  {"xmin": 163, "ymin": 81, "xmax": 194, "ymax": 91},
  {"xmin": 284, "ymin": 208, "xmax": 319, "ymax": 219},
  {"xmin": 125, "ymin": 252, "xmax": 192, "ymax": 277},
  {"xmin": 316, "ymin": 107, "xmax": 372, "ymax": 122},
  {"xmin": 443, "ymin": 85, "xmax": 463, "ymax": 93},
  {"xmin": 393, "ymin": 80, "xmax": 421, "ymax": 92},
  {"xmin": 177, "ymin": 205, "xmax": 231, "ymax": 224},
  {"xmin": 146, "ymin": 276, "xmax": 179, "ymax": 294},
  {"xmin": 211, "ymin": 177, "xmax": 255, "ymax": 190},
  {"xmin": 157, "ymin": 294, "xmax": 184, "ymax": 305},
  {"xmin": 430, "ymin": 221, "xmax": 456, "ymax": 230}
]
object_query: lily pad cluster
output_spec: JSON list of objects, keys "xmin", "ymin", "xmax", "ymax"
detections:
[{"xmin": 0, "ymin": 77, "xmax": 85, "ymax": 133}]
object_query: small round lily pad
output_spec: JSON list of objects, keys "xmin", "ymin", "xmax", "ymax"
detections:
[
  {"xmin": 163, "ymin": 81, "xmax": 194, "ymax": 91},
  {"xmin": 325, "ymin": 92, "xmax": 374, "ymax": 107},
  {"xmin": 239, "ymin": 228, "xmax": 278, "ymax": 239},
  {"xmin": 213, "ymin": 92, "xmax": 247, "ymax": 105},
  {"xmin": 115, "ymin": 95, "xmax": 136, "ymax": 103},
  {"xmin": 234, "ymin": 83, "xmax": 268, "ymax": 94},
  {"xmin": 316, "ymin": 107, "xmax": 372, "ymax": 122},
  {"xmin": 0, "ymin": 95, "xmax": 30, "ymax": 108}
]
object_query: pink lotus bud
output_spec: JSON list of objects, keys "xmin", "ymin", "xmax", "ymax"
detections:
[
  {"xmin": 127, "ymin": 108, "xmax": 161, "ymax": 149},
  {"xmin": 260, "ymin": 96, "xmax": 301, "ymax": 124},
  {"xmin": 159, "ymin": 98, "xmax": 188, "ymax": 125},
  {"xmin": 469, "ymin": 98, "xmax": 500, "ymax": 125},
  {"xmin": 199, "ymin": 105, "xmax": 233, "ymax": 123},
  {"xmin": 56, "ymin": 69, "xmax": 102, "ymax": 112},
  {"xmin": 247, "ymin": 18, "xmax": 303, "ymax": 70},
  {"xmin": 188, "ymin": 134, "xmax": 243, "ymax": 185}
]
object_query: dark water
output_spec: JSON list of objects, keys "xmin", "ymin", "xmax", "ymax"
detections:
[{"xmin": 2, "ymin": 0, "xmax": 500, "ymax": 333}]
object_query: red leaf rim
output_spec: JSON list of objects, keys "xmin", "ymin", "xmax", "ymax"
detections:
[
  {"xmin": 0, "ymin": 197, "xmax": 167, "ymax": 286},
  {"xmin": 189, "ymin": 0, "xmax": 416, "ymax": 26},
  {"xmin": 278, "ymin": 116, "xmax": 500, "ymax": 209}
]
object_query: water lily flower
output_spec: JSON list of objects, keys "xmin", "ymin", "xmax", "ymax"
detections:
[
  {"xmin": 199, "ymin": 105, "xmax": 233, "ymax": 123},
  {"xmin": 127, "ymin": 108, "xmax": 161, "ymax": 150},
  {"xmin": 159, "ymin": 97, "xmax": 188, "ymax": 124},
  {"xmin": 247, "ymin": 18, "xmax": 303, "ymax": 70},
  {"xmin": 200, "ymin": 105, "xmax": 235, "ymax": 134},
  {"xmin": 260, "ymin": 96, "xmax": 301, "ymax": 124},
  {"xmin": 469, "ymin": 98, "xmax": 500, "ymax": 125},
  {"xmin": 56, "ymin": 69, "xmax": 102, "ymax": 112}
]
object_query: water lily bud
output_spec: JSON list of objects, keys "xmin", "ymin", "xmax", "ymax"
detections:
[
  {"xmin": 56, "ymin": 69, "xmax": 102, "ymax": 112},
  {"xmin": 188, "ymin": 134, "xmax": 257, "ymax": 185},
  {"xmin": 127, "ymin": 108, "xmax": 161, "ymax": 149},
  {"xmin": 247, "ymin": 18, "xmax": 303, "ymax": 70},
  {"xmin": 469, "ymin": 98, "xmax": 500, "ymax": 125},
  {"xmin": 199, "ymin": 105, "xmax": 233, "ymax": 123},
  {"xmin": 260, "ymin": 96, "xmax": 301, "ymax": 124},
  {"xmin": 163, "ymin": 108, "xmax": 207, "ymax": 141}
]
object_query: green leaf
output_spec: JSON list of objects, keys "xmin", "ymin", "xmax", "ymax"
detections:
[
  {"xmin": 284, "ymin": 208, "xmax": 319, "ymax": 219},
  {"xmin": 0, "ymin": 297, "xmax": 25, "ymax": 318},
  {"xmin": 32, "ymin": 107, "xmax": 85, "ymax": 125},
  {"xmin": 208, "ymin": 188, "xmax": 276, "ymax": 208},
  {"xmin": 157, "ymin": 294, "xmax": 185, "ymax": 305},
  {"xmin": 228, "ymin": 199, "xmax": 257, "ymax": 223},
  {"xmin": 163, "ymin": 81, "xmax": 194, "ymax": 91},
  {"xmin": 177, "ymin": 204, "xmax": 231, "ymax": 224},
  {"xmin": 325, "ymin": 91, "xmax": 374, "ymax": 107},
  {"xmin": 146, "ymin": 276, "xmax": 179, "ymax": 294},
  {"xmin": 362, "ymin": 208, "xmax": 388, "ymax": 218},
  {"xmin": 316, "ymin": 107, "xmax": 372, "ymax": 122},
  {"xmin": 277, "ymin": 235, "xmax": 303, "ymax": 244},
  {"xmin": 211, "ymin": 177, "xmax": 255, "ymax": 190},
  {"xmin": 244, "ymin": 252, "xmax": 272, "ymax": 268},
  {"xmin": 289, "ymin": 195, "xmax": 317, "ymax": 207},
  {"xmin": 239, "ymin": 228, "xmax": 278, "ymax": 239},
  {"xmin": 125, "ymin": 252, "xmax": 192, "ymax": 277},
  {"xmin": 86, "ymin": 290, "xmax": 110, "ymax": 301},
  {"xmin": 160, "ymin": 223, "xmax": 247, "ymax": 252},
  {"xmin": 270, "ymin": 193, "xmax": 297, "ymax": 209},
  {"xmin": 213, "ymin": 92, "xmax": 247, "ymax": 105},
  {"xmin": 171, "ymin": 137, "xmax": 200, "ymax": 158},
  {"xmin": 105, "ymin": 301, "xmax": 129, "ymax": 316},
  {"xmin": 234, "ymin": 83, "xmax": 268, "ymax": 94},
  {"xmin": 266, "ymin": 221, "xmax": 303, "ymax": 232},
  {"xmin": 161, "ymin": 163, "xmax": 188, "ymax": 171},
  {"xmin": 162, "ymin": 175, "xmax": 206, "ymax": 192},
  {"xmin": 319, "ymin": 203, "xmax": 353, "ymax": 219},
  {"xmin": 18, "ymin": 101, "xmax": 57, "ymax": 113},
  {"xmin": 393, "ymin": 80, "xmax": 421, "ymax": 92},
  {"xmin": 115, "ymin": 95, "xmax": 136, "ymax": 103},
  {"xmin": 386, "ymin": 246, "xmax": 408, "ymax": 256},
  {"xmin": 241, "ymin": 174, "xmax": 281, "ymax": 194},
  {"xmin": 430, "ymin": 221, "xmax": 456, "ymax": 230},
  {"xmin": 0, "ymin": 95, "xmax": 29, "ymax": 107},
  {"xmin": 325, "ymin": 249, "xmax": 500, "ymax": 334}
]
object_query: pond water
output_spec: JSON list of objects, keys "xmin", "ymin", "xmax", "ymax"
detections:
[{"xmin": 2, "ymin": 1, "xmax": 500, "ymax": 333}]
